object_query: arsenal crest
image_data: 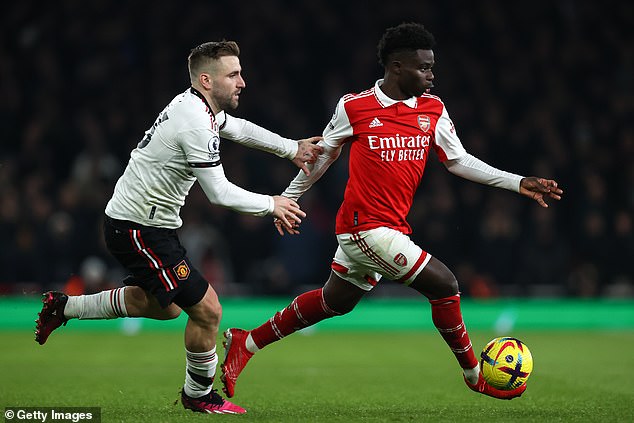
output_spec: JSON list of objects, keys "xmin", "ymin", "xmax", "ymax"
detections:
[
  {"xmin": 417, "ymin": 115, "xmax": 430, "ymax": 132},
  {"xmin": 394, "ymin": 253, "xmax": 408, "ymax": 267}
]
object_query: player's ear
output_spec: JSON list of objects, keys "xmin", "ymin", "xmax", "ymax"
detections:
[
  {"xmin": 390, "ymin": 60, "xmax": 402, "ymax": 75},
  {"xmin": 199, "ymin": 73, "xmax": 212, "ymax": 90}
]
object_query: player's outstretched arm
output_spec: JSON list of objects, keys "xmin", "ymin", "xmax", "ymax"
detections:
[
  {"xmin": 219, "ymin": 115, "xmax": 322, "ymax": 174},
  {"xmin": 274, "ymin": 141, "xmax": 344, "ymax": 236},
  {"xmin": 519, "ymin": 177, "xmax": 563, "ymax": 208},
  {"xmin": 292, "ymin": 136, "xmax": 324, "ymax": 176}
]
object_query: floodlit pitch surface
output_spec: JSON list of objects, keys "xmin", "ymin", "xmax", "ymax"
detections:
[{"xmin": 2, "ymin": 329, "xmax": 633, "ymax": 422}]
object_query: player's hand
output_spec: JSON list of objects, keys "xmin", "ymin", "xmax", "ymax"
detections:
[
  {"xmin": 519, "ymin": 177, "xmax": 563, "ymax": 208},
  {"xmin": 292, "ymin": 136, "xmax": 323, "ymax": 176},
  {"xmin": 271, "ymin": 195, "xmax": 305, "ymax": 234},
  {"xmin": 273, "ymin": 217, "xmax": 301, "ymax": 236}
]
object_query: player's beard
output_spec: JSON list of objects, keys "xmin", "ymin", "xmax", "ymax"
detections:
[
  {"xmin": 219, "ymin": 95, "xmax": 239, "ymax": 112},
  {"xmin": 214, "ymin": 89, "xmax": 240, "ymax": 112}
]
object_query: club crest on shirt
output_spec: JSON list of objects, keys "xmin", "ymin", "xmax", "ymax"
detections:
[
  {"xmin": 417, "ymin": 115, "xmax": 431, "ymax": 133},
  {"xmin": 173, "ymin": 260, "xmax": 190, "ymax": 280},
  {"xmin": 394, "ymin": 253, "xmax": 408, "ymax": 267}
]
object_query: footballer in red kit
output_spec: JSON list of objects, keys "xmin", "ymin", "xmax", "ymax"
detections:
[
  {"xmin": 334, "ymin": 87, "xmax": 463, "ymax": 235},
  {"xmin": 221, "ymin": 23, "xmax": 563, "ymax": 403}
]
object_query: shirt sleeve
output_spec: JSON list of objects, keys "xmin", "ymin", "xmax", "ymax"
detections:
[
  {"xmin": 444, "ymin": 153, "xmax": 524, "ymax": 192},
  {"xmin": 218, "ymin": 112, "xmax": 298, "ymax": 159},
  {"xmin": 323, "ymin": 97, "xmax": 353, "ymax": 148},
  {"xmin": 180, "ymin": 125, "xmax": 221, "ymax": 167},
  {"xmin": 193, "ymin": 165, "xmax": 274, "ymax": 216},
  {"xmin": 433, "ymin": 105, "xmax": 467, "ymax": 162},
  {"xmin": 180, "ymin": 115, "xmax": 274, "ymax": 215},
  {"xmin": 281, "ymin": 98, "xmax": 350, "ymax": 200}
]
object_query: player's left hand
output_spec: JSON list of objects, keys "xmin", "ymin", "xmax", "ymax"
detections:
[
  {"xmin": 519, "ymin": 177, "xmax": 563, "ymax": 208},
  {"xmin": 293, "ymin": 136, "xmax": 323, "ymax": 176},
  {"xmin": 274, "ymin": 217, "xmax": 301, "ymax": 236}
]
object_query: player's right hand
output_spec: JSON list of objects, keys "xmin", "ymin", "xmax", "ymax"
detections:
[{"xmin": 271, "ymin": 195, "xmax": 305, "ymax": 235}]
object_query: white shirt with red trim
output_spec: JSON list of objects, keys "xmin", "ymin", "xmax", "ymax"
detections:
[{"xmin": 106, "ymin": 88, "xmax": 296, "ymax": 228}]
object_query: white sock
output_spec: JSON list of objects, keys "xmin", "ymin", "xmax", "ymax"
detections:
[
  {"xmin": 184, "ymin": 347, "xmax": 218, "ymax": 398},
  {"xmin": 245, "ymin": 333, "xmax": 260, "ymax": 354},
  {"xmin": 464, "ymin": 364, "xmax": 480, "ymax": 385},
  {"xmin": 64, "ymin": 287, "xmax": 129, "ymax": 319}
]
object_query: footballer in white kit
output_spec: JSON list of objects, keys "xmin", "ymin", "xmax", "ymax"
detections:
[
  {"xmin": 35, "ymin": 40, "xmax": 322, "ymax": 415},
  {"xmin": 103, "ymin": 86, "xmax": 307, "ymax": 307},
  {"xmin": 106, "ymin": 87, "xmax": 299, "ymax": 229}
]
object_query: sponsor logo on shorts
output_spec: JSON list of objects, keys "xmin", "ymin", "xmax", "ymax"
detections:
[
  {"xmin": 173, "ymin": 260, "xmax": 190, "ymax": 280},
  {"xmin": 394, "ymin": 253, "xmax": 408, "ymax": 266}
]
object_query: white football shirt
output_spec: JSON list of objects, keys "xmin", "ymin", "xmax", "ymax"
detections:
[{"xmin": 106, "ymin": 87, "xmax": 294, "ymax": 228}]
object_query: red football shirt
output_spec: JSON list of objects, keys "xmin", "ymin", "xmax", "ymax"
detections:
[{"xmin": 324, "ymin": 80, "xmax": 467, "ymax": 235}]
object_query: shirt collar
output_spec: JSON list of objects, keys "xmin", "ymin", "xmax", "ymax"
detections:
[
  {"xmin": 190, "ymin": 86, "xmax": 214, "ymax": 116},
  {"xmin": 374, "ymin": 79, "xmax": 418, "ymax": 109}
]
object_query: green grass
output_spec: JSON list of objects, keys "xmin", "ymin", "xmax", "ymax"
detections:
[{"xmin": 1, "ymin": 329, "xmax": 633, "ymax": 422}]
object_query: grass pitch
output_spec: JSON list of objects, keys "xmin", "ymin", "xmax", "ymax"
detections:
[{"xmin": 1, "ymin": 329, "xmax": 633, "ymax": 422}]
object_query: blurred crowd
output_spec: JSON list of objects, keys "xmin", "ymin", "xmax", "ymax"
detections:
[{"xmin": 1, "ymin": 1, "xmax": 632, "ymax": 298}]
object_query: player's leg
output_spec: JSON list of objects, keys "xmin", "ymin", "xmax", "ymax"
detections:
[
  {"xmin": 407, "ymin": 257, "xmax": 525, "ymax": 399},
  {"xmin": 35, "ymin": 217, "xmax": 187, "ymax": 345},
  {"xmin": 247, "ymin": 270, "xmax": 364, "ymax": 349},
  {"xmin": 123, "ymin": 285, "xmax": 182, "ymax": 319},
  {"xmin": 407, "ymin": 257, "xmax": 478, "ymax": 376},
  {"xmin": 180, "ymin": 284, "xmax": 221, "ymax": 396},
  {"xmin": 221, "ymin": 245, "xmax": 372, "ymax": 398},
  {"xmin": 65, "ymin": 285, "xmax": 182, "ymax": 320},
  {"xmin": 35, "ymin": 285, "xmax": 181, "ymax": 345},
  {"xmin": 176, "ymin": 276, "xmax": 245, "ymax": 414}
]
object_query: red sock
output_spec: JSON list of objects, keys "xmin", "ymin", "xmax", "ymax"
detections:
[
  {"xmin": 250, "ymin": 288, "xmax": 339, "ymax": 349},
  {"xmin": 429, "ymin": 294, "xmax": 478, "ymax": 369}
]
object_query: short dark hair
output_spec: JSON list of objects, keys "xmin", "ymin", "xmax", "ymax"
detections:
[
  {"xmin": 377, "ymin": 23, "xmax": 436, "ymax": 67},
  {"xmin": 188, "ymin": 41, "xmax": 240, "ymax": 79}
]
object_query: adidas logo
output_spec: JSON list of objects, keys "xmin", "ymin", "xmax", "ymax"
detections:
[{"xmin": 369, "ymin": 117, "xmax": 383, "ymax": 128}]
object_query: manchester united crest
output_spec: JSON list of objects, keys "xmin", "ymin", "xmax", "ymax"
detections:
[
  {"xmin": 173, "ymin": 260, "xmax": 190, "ymax": 280},
  {"xmin": 417, "ymin": 115, "xmax": 431, "ymax": 132}
]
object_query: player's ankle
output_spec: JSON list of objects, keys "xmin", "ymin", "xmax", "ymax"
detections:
[
  {"xmin": 463, "ymin": 365, "xmax": 480, "ymax": 385},
  {"xmin": 245, "ymin": 333, "xmax": 259, "ymax": 354}
]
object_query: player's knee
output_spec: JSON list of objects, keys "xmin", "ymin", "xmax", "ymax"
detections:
[
  {"xmin": 322, "ymin": 289, "xmax": 361, "ymax": 315},
  {"xmin": 162, "ymin": 305, "xmax": 182, "ymax": 320},
  {"xmin": 330, "ymin": 300, "xmax": 356, "ymax": 315},
  {"xmin": 426, "ymin": 269, "xmax": 459, "ymax": 298},
  {"xmin": 410, "ymin": 257, "xmax": 460, "ymax": 299},
  {"xmin": 124, "ymin": 286, "xmax": 152, "ymax": 315},
  {"xmin": 194, "ymin": 294, "xmax": 222, "ymax": 328},
  {"xmin": 443, "ymin": 274, "xmax": 460, "ymax": 296}
]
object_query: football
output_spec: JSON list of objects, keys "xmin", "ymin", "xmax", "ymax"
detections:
[{"xmin": 480, "ymin": 337, "xmax": 533, "ymax": 390}]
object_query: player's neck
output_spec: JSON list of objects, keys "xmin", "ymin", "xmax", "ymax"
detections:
[{"xmin": 378, "ymin": 78, "xmax": 408, "ymax": 101}]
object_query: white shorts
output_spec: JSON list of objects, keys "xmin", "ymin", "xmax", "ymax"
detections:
[{"xmin": 331, "ymin": 227, "xmax": 432, "ymax": 291}]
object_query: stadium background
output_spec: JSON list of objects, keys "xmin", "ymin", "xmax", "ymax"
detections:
[{"xmin": 0, "ymin": 0, "xmax": 632, "ymax": 301}]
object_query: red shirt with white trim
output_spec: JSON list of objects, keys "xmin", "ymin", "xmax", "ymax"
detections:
[{"xmin": 327, "ymin": 80, "xmax": 467, "ymax": 234}]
